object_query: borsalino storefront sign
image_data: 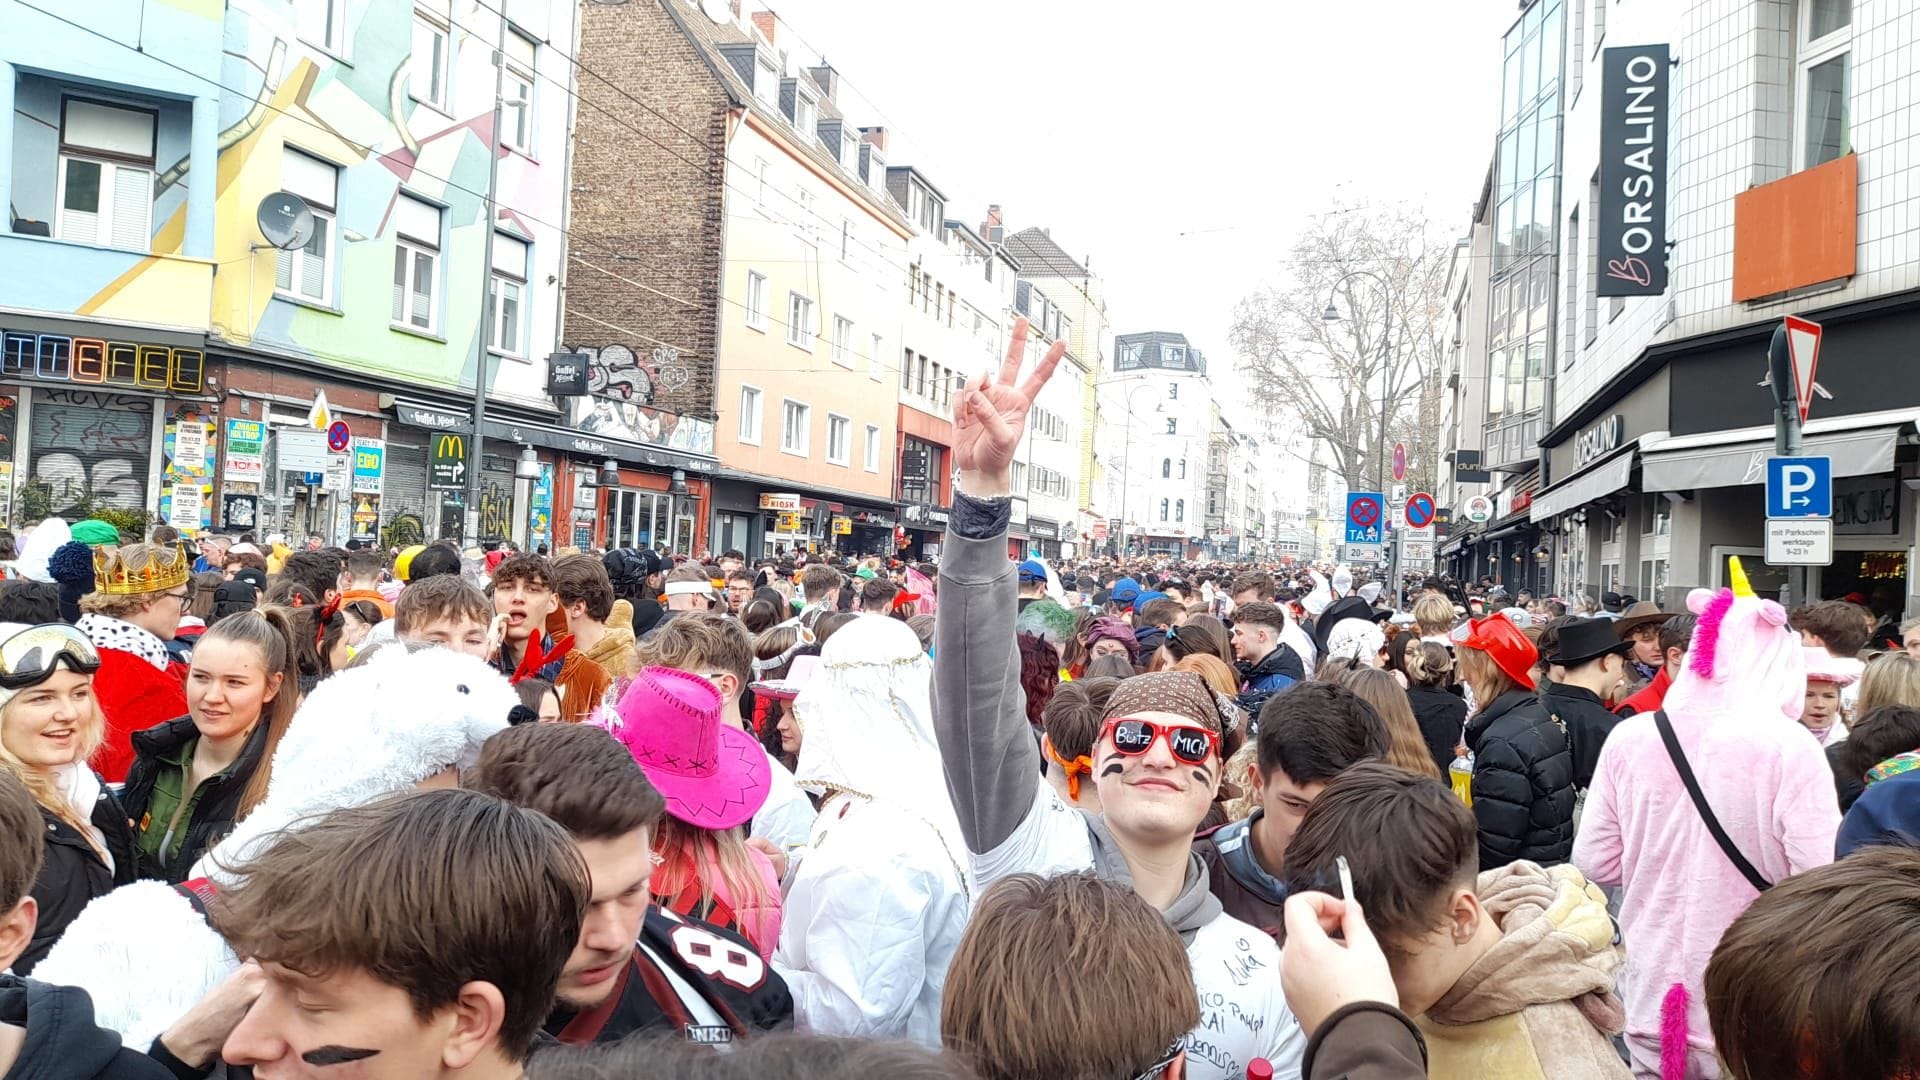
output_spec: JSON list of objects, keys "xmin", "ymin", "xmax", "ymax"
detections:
[
  {"xmin": 1574, "ymin": 414, "xmax": 1624, "ymax": 467},
  {"xmin": 1, "ymin": 326, "xmax": 206, "ymax": 393},
  {"xmin": 1597, "ymin": 44, "xmax": 1671, "ymax": 297}
]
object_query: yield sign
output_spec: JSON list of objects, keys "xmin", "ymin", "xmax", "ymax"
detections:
[{"xmin": 1784, "ymin": 315, "xmax": 1823, "ymax": 423}]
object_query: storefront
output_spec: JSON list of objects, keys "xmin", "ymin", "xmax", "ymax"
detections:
[
  {"xmin": 0, "ymin": 315, "xmax": 215, "ymax": 531},
  {"xmin": 900, "ymin": 502, "xmax": 949, "ymax": 561},
  {"xmin": 1534, "ymin": 288, "xmax": 1920, "ymax": 612}
]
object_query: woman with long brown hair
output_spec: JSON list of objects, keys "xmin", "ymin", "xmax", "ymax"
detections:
[
  {"xmin": 120, "ymin": 608, "xmax": 299, "ymax": 882},
  {"xmin": 1340, "ymin": 667, "xmax": 1445, "ymax": 781}
]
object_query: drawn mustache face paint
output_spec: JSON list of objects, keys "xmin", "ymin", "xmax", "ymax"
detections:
[{"xmin": 302, "ymin": 1047, "xmax": 381, "ymax": 1067}]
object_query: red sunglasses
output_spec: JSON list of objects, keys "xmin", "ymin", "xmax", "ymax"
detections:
[{"xmin": 1099, "ymin": 717, "xmax": 1220, "ymax": 765}]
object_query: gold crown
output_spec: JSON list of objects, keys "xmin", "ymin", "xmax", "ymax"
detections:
[{"xmin": 91, "ymin": 543, "xmax": 192, "ymax": 596}]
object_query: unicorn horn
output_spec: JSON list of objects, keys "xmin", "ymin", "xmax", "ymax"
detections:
[{"xmin": 1727, "ymin": 556, "xmax": 1756, "ymax": 599}]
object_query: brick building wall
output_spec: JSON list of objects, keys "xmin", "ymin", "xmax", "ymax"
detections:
[{"xmin": 567, "ymin": 0, "xmax": 729, "ymax": 421}]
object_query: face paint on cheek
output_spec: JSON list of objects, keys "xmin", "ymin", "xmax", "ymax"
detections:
[
  {"xmin": 301, "ymin": 1047, "xmax": 381, "ymax": 1067},
  {"xmin": 1100, "ymin": 761, "xmax": 1126, "ymax": 778}
]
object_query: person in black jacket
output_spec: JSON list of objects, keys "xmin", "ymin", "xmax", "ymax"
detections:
[
  {"xmin": 1454, "ymin": 614, "xmax": 1575, "ymax": 870},
  {"xmin": 1536, "ymin": 618, "xmax": 1630, "ymax": 793},
  {"xmin": 0, "ymin": 623, "xmax": 135, "ymax": 974},
  {"xmin": 1403, "ymin": 640, "xmax": 1469, "ymax": 775},
  {"xmin": 120, "ymin": 609, "xmax": 297, "ymax": 883}
]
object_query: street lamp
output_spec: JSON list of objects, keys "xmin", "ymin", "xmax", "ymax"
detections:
[{"xmin": 1321, "ymin": 269, "xmax": 1401, "ymax": 493}]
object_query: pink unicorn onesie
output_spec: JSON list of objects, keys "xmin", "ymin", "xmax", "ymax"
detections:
[{"xmin": 1572, "ymin": 558, "xmax": 1840, "ymax": 1079}]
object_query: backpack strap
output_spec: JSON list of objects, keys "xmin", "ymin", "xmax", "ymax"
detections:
[{"xmin": 1653, "ymin": 710, "xmax": 1771, "ymax": 892}]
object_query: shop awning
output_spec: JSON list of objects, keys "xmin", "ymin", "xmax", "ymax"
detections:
[
  {"xmin": 1639, "ymin": 409, "xmax": 1918, "ymax": 492},
  {"xmin": 1529, "ymin": 451, "xmax": 1635, "ymax": 523}
]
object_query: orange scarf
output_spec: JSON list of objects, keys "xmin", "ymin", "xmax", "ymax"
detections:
[{"xmin": 1045, "ymin": 739, "xmax": 1094, "ymax": 802}]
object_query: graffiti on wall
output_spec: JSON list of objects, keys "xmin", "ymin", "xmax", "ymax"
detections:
[
  {"xmin": 27, "ymin": 390, "xmax": 153, "ymax": 516},
  {"xmin": 564, "ymin": 344, "xmax": 715, "ymax": 455}
]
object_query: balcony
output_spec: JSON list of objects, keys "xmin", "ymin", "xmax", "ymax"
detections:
[{"xmin": 0, "ymin": 233, "xmax": 212, "ymax": 334}]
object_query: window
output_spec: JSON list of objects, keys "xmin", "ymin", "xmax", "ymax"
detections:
[
  {"xmin": 832, "ymin": 316, "xmax": 854, "ymax": 367},
  {"xmin": 738, "ymin": 386, "xmax": 763, "ymax": 445},
  {"xmin": 786, "ymin": 292, "xmax": 814, "ymax": 349},
  {"xmin": 744, "ymin": 271, "xmax": 768, "ymax": 330},
  {"xmin": 1165, "ymin": 417, "xmax": 1177, "ymax": 435},
  {"xmin": 1564, "ymin": 207, "xmax": 1582, "ymax": 364},
  {"xmin": 297, "ymin": 0, "xmax": 348, "ymax": 53},
  {"xmin": 409, "ymin": 9, "xmax": 451, "ymax": 111},
  {"xmin": 275, "ymin": 148, "xmax": 337, "ymax": 304},
  {"xmin": 1166, "ymin": 346, "xmax": 1186, "ymax": 367},
  {"xmin": 1169, "ymin": 382, "xmax": 1179, "ymax": 399},
  {"xmin": 1162, "ymin": 458, "xmax": 1171, "ymax": 478},
  {"xmin": 502, "ymin": 30, "xmax": 537, "ymax": 154},
  {"xmin": 487, "ymin": 233, "xmax": 528, "ymax": 357},
  {"xmin": 1584, "ymin": 176, "xmax": 1601, "ymax": 345},
  {"xmin": 390, "ymin": 194, "xmax": 442, "ymax": 332},
  {"xmin": 56, "ymin": 99, "xmax": 156, "ymax": 252},
  {"xmin": 780, "ymin": 399, "xmax": 810, "ymax": 455},
  {"xmin": 753, "ymin": 157, "xmax": 769, "ymax": 207},
  {"xmin": 900, "ymin": 348, "xmax": 914, "ymax": 390},
  {"xmin": 826, "ymin": 414, "xmax": 851, "ymax": 466},
  {"xmin": 1176, "ymin": 499, "xmax": 1185, "ymax": 522},
  {"xmin": 754, "ymin": 60, "xmax": 778, "ymax": 106},
  {"xmin": 870, "ymin": 333, "xmax": 885, "ymax": 381},
  {"xmin": 794, "ymin": 90, "xmax": 817, "ymax": 138},
  {"xmin": 1159, "ymin": 499, "xmax": 1169, "ymax": 522},
  {"xmin": 864, "ymin": 424, "xmax": 881, "ymax": 471},
  {"xmin": 1179, "ymin": 459, "xmax": 1187, "ymax": 479},
  {"xmin": 916, "ymin": 354, "xmax": 929, "ymax": 396},
  {"xmin": 1798, "ymin": 0, "xmax": 1852, "ymax": 169}
]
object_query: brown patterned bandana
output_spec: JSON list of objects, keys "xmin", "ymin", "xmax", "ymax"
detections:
[{"xmin": 1101, "ymin": 672, "xmax": 1223, "ymax": 734}]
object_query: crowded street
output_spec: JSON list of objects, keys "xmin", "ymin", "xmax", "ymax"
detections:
[{"xmin": 0, "ymin": 0, "xmax": 1911, "ymax": 1077}]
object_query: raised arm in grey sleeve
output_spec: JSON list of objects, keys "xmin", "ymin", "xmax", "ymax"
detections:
[{"xmin": 931, "ymin": 490, "xmax": 1041, "ymax": 855}]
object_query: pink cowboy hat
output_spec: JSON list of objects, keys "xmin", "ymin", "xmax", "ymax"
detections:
[{"xmin": 607, "ymin": 666, "xmax": 771, "ymax": 830}]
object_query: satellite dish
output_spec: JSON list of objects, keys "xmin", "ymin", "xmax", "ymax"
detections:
[
  {"xmin": 700, "ymin": 0, "xmax": 730, "ymax": 21},
  {"xmin": 256, "ymin": 192, "xmax": 316, "ymax": 251}
]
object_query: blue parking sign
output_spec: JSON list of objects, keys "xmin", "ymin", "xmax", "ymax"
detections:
[{"xmin": 1765, "ymin": 456, "xmax": 1831, "ymax": 518}]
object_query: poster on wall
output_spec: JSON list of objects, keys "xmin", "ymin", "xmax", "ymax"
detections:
[
  {"xmin": 222, "ymin": 493, "xmax": 258, "ymax": 531},
  {"xmin": 161, "ymin": 414, "xmax": 214, "ymax": 533},
  {"xmin": 531, "ymin": 464, "xmax": 554, "ymax": 551},
  {"xmin": 168, "ymin": 483, "xmax": 203, "ymax": 531},
  {"xmin": 351, "ymin": 494, "xmax": 381, "ymax": 543},
  {"xmin": 352, "ymin": 439, "xmax": 385, "ymax": 495},
  {"xmin": 1597, "ymin": 44, "xmax": 1671, "ymax": 297},
  {"xmin": 224, "ymin": 420, "xmax": 266, "ymax": 483}
]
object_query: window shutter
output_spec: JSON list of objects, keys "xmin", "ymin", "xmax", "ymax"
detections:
[
  {"xmin": 394, "ymin": 195, "xmax": 440, "ymax": 246},
  {"xmin": 110, "ymin": 166, "xmax": 152, "ymax": 251},
  {"xmin": 63, "ymin": 100, "xmax": 155, "ymax": 160},
  {"xmin": 282, "ymin": 149, "xmax": 338, "ymax": 208}
]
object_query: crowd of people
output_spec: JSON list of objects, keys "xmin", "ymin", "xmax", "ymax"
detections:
[{"xmin": 0, "ymin": 320, "xmax": 1915, "ymax": 1078}]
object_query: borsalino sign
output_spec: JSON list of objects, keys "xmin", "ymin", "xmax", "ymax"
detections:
[{"xmin": 1597, "ymin": 45, "xmax": 1671, "ymax": 298}]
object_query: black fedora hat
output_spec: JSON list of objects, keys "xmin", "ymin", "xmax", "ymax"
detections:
[{"xmin": 1554, "ymin": 617, "xmax": 1636, "ymax": 667}]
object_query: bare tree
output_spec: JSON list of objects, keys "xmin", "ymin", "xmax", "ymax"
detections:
[{"xmin": 1230, "ymin": 206, "xmax": 1453, "ymax": 498}]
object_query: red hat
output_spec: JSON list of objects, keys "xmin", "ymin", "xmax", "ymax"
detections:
[{"xmin": 1451, "ymin": 613, "xmax": 1538, "ymax": 690}]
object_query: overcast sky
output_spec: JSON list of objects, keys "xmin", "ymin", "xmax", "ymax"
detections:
[{"xmin": 767, "ymin": 0, "xmax": 1516, "ymax": 428}]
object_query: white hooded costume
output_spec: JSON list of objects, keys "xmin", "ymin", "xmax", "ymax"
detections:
[
  {"xmin": 34, "ymin": 645, "xmax": 513, "ymax": 1048},
  {"xmin": 774, "ymin": 615, "xmax": 973, "ymax": 1048}
]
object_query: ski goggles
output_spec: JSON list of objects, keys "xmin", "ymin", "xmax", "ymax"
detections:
[
  {"xmin": 0, "ymin": 623, "xmax": 101, "ymax": 689},
  {"xmin": 1099, "ymin": 717, "xmax": 1220, "ymax": 765}
]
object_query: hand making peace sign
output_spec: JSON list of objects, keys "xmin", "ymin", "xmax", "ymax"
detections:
[{"xmin": 953, "ymin": 316, "xmax": 1067, "ymax": 499}]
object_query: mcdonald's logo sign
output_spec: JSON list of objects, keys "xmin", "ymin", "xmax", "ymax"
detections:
[{"xmin": 430, "ymin": 434, "xmax": 468, "ymax": 490}]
